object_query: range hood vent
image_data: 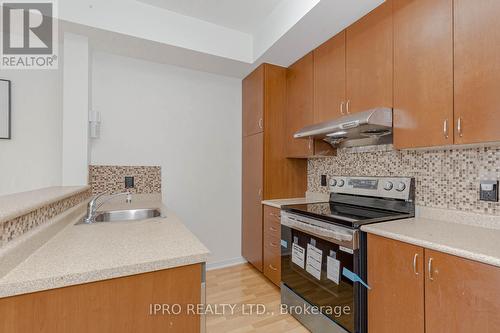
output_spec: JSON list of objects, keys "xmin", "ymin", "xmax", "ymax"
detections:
[{"xmin": 294, "ymin": 108, "xmax": 393, "ymax": 148}]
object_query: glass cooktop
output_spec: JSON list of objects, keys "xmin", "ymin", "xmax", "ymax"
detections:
[{"xmin": 283, "ymin": 202, "xmax": 410, "ymax": 229}]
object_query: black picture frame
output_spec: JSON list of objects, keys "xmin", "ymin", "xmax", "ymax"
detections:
[{"xmin": 0, "ymin": 79, "xmax": 11, "ymax": 140}]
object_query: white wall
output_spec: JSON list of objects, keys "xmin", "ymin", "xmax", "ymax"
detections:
[
  {"xmin": 0, "ymin": 67, "xmax": 63, "ymax": 195},
  {"xmin": 90, "ymin": 52, "xmax": 242, "ymax": 267},
  {"xmin": 62, "ymin": 33, "xmax": 90, "ymax": 186}
]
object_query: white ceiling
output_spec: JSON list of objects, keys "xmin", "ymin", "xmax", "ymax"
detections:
[
  {"xmin": 59, "ymin": 0, "xmax": 385, "ymax": 77},
  {"xmin": 136, "ymin": 0, "xmax": 284, "ymax": 34}
]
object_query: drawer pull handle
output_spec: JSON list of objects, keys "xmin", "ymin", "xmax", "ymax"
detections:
[
  {"xmin": 269, "ymin": 264, "xmax": 278, "ymax": 271},
  {"xmin": 413, "ymin": 253, "xmax": 419, "ymax": 275},
  {"xmin": 457, "ymin": 117, "xmax": 463, "ymax": 138},
  {"xmin": 270, "ymin": 213, "xmax": 281, "ymax": 218},
  {"xmin": 270, "ymin": 242, "xmax": 278, "ymax": 248},
  {"xmin": 269, "ymin": 227, "xmax": 278, "ymax": 232},
  {"xmin": 428, "ymin": 258, "xmax": 434, "ymax": 281}
]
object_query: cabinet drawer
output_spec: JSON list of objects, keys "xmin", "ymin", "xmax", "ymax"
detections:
[
  {"xmin": 263, "ymin": 206, "xmax": 281, "ymax": 237},
  {"xmin": 263, "ymin": 205, "xmax": 282, "ymax": 286},
  {"xmin": 263, "ymin": 244, "xmax": 281, "ymax": 286},
  {"xmin": 264, "ymin": 231, "xmax": 281, "ymax": 253}
]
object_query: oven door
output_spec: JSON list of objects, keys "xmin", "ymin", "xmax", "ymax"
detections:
[{"xmin": 281, "ymin": 224, "xmax": 365, "ymax": 333}]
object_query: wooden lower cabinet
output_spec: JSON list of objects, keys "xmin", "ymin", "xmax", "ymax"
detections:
[
  {"xmin": 425, "ymin": 249, "xmax": 500, "ymax": 333},
  {"xmin": 242, "ymin": 64, "xmax": 306, "ymax": 272},
  {"xmin": 368, "ymin": 234, "xmax": 500, "ymax": 333},
  {"xmin": 263, "ymin": 205, "xmax": 281, "ymax": 286},
  {"xmin": 367, "ymin": 234, "xmax": 425, "ymax": 333},
  {"xmin": 0, "ymin": 264, "xmax": 202, "ymax": 333},
  {"xmin": 242, "ymin": 133, "xmax": 264, "ymax": 271}
]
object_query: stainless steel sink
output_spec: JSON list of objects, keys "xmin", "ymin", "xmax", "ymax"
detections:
[{"xmin": 77, "ymin": 208, "xmax": 162, "ymax": 224}]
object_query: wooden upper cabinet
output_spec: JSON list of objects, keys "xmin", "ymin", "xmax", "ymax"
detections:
[
  {"xmin": 368, "ymin": 234, "xmax": 425, "ymax": 333},
  {"xmin": 425, "ymin": 249, "xmax": 500, "ymax": 333},
  {"xmin": 346, "ymin": 0, "xmax": 393, "ymax": 114},
  {"xmin": 313, "ymin": 31, "xmax": 346, "ymax": 123},
  {"xmin": 454, "ymin": 0, "xmax": 500, "ymax": 144},
  {"xmin": 285, "ymin": 53, "xmax": 314, "ymax": 158},
  {"xmin": 242, "ymin": 66, "xmax": 264, "ymax": 137},
  {"xmin": 263, "ymin": 65, "xmax": 308, "ymax": 198},
  {"xmin": 242, "ymin": 132, "xmax": 263, "ymax": 272},
  {"xmin": 393, "ymin": 0, "xmax": 454, "ymax": 149}
]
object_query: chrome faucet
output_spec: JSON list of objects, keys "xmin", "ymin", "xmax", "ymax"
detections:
[{"xmin": 83, "ymin": 191, "xmax": 132, "ymax": 224}]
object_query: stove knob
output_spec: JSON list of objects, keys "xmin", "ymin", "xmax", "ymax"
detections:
[
  {"xmin": 330, "ymin": 179, "xmax": 337, "ymax": 187},
  {"xmin": 384, "ymin": 181, "xmax": 393, "ymax": 191},
  {"xmin": 396, "ymin": 182, "xmax": 406, "ymax": 192},
  {"xmin": 338, "ymin": 179, "xmax": 345, "ymax": 187}
]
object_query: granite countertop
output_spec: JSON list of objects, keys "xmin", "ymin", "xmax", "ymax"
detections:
[
  {"xmin": 361, "ymin": 217, "xmax": 500, "ymax": 268},
  {"xmin": 0, "ymin": 186, "xmax": 90, "ymax": 224},
  {"xmin": 0, "ymin": 196, "xmax": 210, "ymax": 298},
  {"xmin": 262, "ymin": 192, "xmax": 329, "ymax": 208}
]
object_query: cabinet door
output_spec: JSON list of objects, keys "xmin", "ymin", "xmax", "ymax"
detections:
[
  {"xmin": 242, "ymin": 133, "xmax": 263, "ymax": 271},
  {"xmin": 285, "ymin": 53, "xmax": 314, "ymax": 158},
  {"xmin": 425, "ymin": 249, "xmax": 500, "ymax": 333},
  {"xmin": 242, "ymin": 65, "xmax": 264, "ymax": 137},
  {"xmin": 393, "ymin": 0, "xmax": 453, "ymax": 149},
  {"xmin": 454, "ymin": 0, "xmax": 500, "ymax": 144},
  {"xmin": 313, "ymin": 31, "xmax": 346, "ymax": 123},
  {"xmin": 367, "ymin": 234, "xmax": 425, "ymax": 333},
  {"xmin": 346, "ymin": 0, "xmax": 393, "ymax": 114},
  {"xmin": 263, "ymin": 64, "xmax": 308, "ymax": 199}
]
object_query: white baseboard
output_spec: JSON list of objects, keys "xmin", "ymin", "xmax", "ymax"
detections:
[{"xmin": 206, "ymin": 257, "xmax": 247, "ymax": 271}]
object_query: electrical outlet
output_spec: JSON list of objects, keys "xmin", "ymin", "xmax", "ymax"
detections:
[
  {"xmin": 321, "ymin": 175, "xmax": 327, "ymax": 187},
  {"xmin": 480, "ymin": 180, "xmax": 499, "ymax": 202},
  {"xmin": 125, "ymin": 176, "xmax": 135, "ymax": 189}
]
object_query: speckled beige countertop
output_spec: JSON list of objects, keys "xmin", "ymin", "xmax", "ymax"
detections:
[
  {"xmin": 0, "ymin": 196, "xmax": 210, "ymax": 298},
  {"xmin": 262, "ymin": 192, "xmax": 329, "ymax": 208},
  {"xmin": 0, "ymin": 186, "xmax": 90, "ymax": 224},
  {"xmin": 361, "ymin": 216, "xmax": 500, "ymax": 268}
]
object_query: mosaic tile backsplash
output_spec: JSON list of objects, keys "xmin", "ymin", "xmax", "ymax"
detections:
[
  {"xmin": 308, "ymin": 145, "xmax": 500, "ymax": 216},
  {"xmin": 89, "ymin": 165, "xmax": 162, "ymax": 195},
  {"xmin": 1, "ymin": 190, "xmax": 91, "ymax": 246}
]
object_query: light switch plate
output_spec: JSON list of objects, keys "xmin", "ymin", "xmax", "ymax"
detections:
[
  {"xmin": 321, "ymin": 175, "xmax": 327, "ymax": 187},
  {"xmin": 480, "ymin": 180, "xmax": 499, "ymax": 202},
  {"xmin": 125, "ymin": 176, "xmax": 135, "ymax": 189}
]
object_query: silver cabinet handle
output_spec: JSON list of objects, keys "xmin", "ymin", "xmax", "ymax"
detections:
[
  {"xmin": 270, "ymin": 213, "xmax": 281, "ymax": 218},
  {"xmin": 258, "ymin": 118, "xmax": 263, "ymax": 130},
  {"xmin": 269, "ymin": 226, "xmax": 278, "ymax": 232},
  {"xmin": 443, "ymin": 119, "xmax": 449, "ymax": 139},
  {"xmin": 413, "ymin": 253, "xmax": 419, "ymax": 275},
  {"xmin": 258, "ymin": 188, "xmax": 262, "ymax": 198},
  {"xmin": 269, "ymin": 264, "xmax": 278, "ymax": 271},
  {"xmin": 428, "ymin": 258, "xmax": 434, "ymax": 281},
  {"xmin": 340, "ymin": 102, "xmax": 345, "ymax": 115},
  {"xmin": 457, "ymin": 117, "xmax": 463, "ymax": 137},
  {"xmin": 346, "ymin": 100, "xmax": 351, "ymax": 114},
  {"xmin": 270, "ymin": 242, "xmax": 278, "ymax": 248},
  {"xmin": 308, "ymin": 139, "xmax": 313, "ymax": 151}
]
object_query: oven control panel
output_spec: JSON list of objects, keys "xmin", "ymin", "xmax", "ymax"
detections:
[{"xmin": 329, "ymin": 176, "xmax": 414, "ymax": 201}]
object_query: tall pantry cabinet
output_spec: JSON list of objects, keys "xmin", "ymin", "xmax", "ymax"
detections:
[{"xmin": 242, "ymin": 64, "xmax": 307, "ymax": 272}]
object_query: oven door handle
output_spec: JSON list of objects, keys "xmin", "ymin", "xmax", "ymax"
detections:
[{"xmin": 283, "ymin": 215, "xmax": 357, "ymax": 250}]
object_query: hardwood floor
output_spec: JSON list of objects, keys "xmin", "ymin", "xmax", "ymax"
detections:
[{"xmin": 206, "ymin": 264, "xmax": 309, "ymax": 333}]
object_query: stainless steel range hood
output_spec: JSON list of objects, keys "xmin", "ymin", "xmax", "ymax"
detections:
[{"xmin": 294, "ymin": 107, "xmax": 393, "ymax": 148}]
